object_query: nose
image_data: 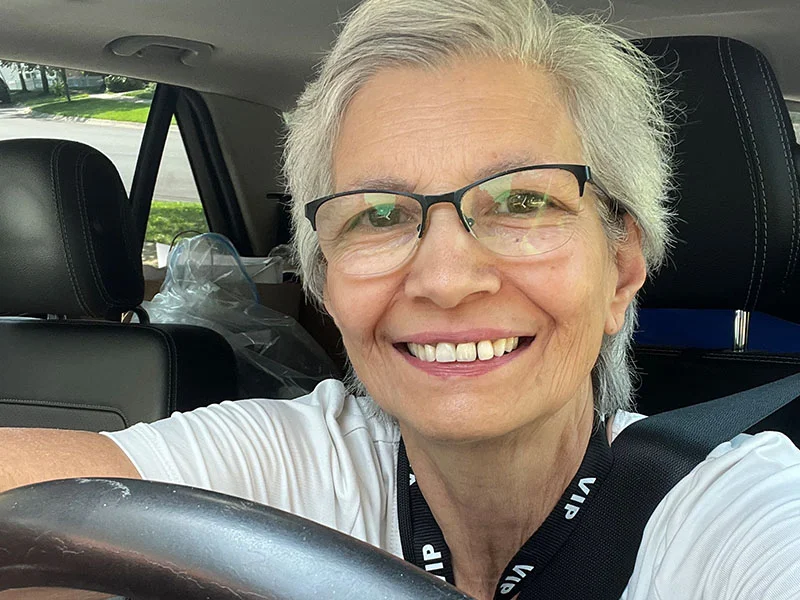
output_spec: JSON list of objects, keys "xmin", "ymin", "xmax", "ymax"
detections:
[{"xmin": 403, "ymin": 204, "xmax": 502, "ymax": 308}]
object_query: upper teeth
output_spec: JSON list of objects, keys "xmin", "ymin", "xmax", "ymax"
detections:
[{"xmin": 407, "ymin": 337, "xmax": 520, "ymax": 363}]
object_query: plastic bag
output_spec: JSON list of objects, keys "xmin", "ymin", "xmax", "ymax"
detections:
[{"xmin": 143, "ymin": 233, "xmax": 340, "ymax": 399}]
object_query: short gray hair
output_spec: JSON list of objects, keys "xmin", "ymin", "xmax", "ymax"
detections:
[{"xmin": 284, "ymin": 0, "xmax": 675, "ymax": 416}]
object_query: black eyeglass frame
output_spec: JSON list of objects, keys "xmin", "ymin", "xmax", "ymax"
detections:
[{"xmin": 304, "ymin": 164, "xmax": 618, "ymax": 237}]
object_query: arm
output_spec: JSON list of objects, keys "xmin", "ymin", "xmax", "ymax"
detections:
[
  {"xmin": 0, "ymin": 428, "xmax": 140, "ymax": 495},
  {"xmin": 0, "ymin": 428, "xmax": 140, "ymax": 599}
]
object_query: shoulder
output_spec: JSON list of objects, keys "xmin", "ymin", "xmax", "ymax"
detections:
[
  {"xmin": 607, "ymin": 410, "xmax": 647, "ymax": 442},
  {"xmin": 211, "ymin": 379, "xmax": 399, "ymax": 444},
  {"xmin": 609, "ymin": 410, "xmax": 800, "ymax": 491},
  {"xmin": 615, "ymin": 413, "xmax": 800, "ymax": 599},
  {"xmin": 112, "ymin": 379, "xmax": 399, "ymax": 450},
  {"xmin": 103, "ymin": 379, "xmax": 400, "ymax": 504},
  {"xmin": 104, "ymin": 380, "xmax": 401, "ymax": 550},
  {"xmin": 647, "ymin": 429, "xmax": 800, "ymax": 536}
]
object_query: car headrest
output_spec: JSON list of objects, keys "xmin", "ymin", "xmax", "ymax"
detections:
[
  {"xmin": 637, "ymin": 36, "xmax": 800, "ymax": 323},
  {"xmin": 0, "ymin": 139, "xmax": 144, "ymax": 319}
]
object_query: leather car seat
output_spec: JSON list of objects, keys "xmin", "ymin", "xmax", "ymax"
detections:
[
  {"xmin": 634, "ymin": 37, "xmax": 800, "ymax": 442},
  {"xmin": 0, "ymin": 139, "xmax": 240, "ymax": 432}
]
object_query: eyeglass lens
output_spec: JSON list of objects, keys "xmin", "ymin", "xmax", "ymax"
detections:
[{"xmin": 314, "ymin": 167, "xmax": 582, "ymax": 276}]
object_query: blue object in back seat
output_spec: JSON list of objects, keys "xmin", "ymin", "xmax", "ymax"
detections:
[{"xmin": 636, "ymin": 309, "xmax": 800, "ymax": 352}]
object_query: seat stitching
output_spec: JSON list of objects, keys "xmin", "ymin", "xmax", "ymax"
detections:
[
  {"xmin": 726, "ymin": 38, "xmax": 768, "ymax": 308},
  {"xmin": 51, "ymin": 142, "xmax": 92, "ymax": 315},
  {"xmin": 757, "ymin": 53, "xmax": 800, "ymax": 291},
  {"xmin": 5, "ymin": 321, "xmax": 178, "ymax": 418},
  {"xmin": 636, "ymin": 349, "xmax": 800, "ymax": 365},
  {"xmin": 90, "ymin": 152, "xmax": 141, "ymax": 304},
  {"xmin": 166, "ymin": 331, "xmax": 177, "ymax": 414},
  {"xmin": 74, "ymin": 150, "xmax": 140, "ymax": 310},
  {"xmin": 142, "ymin": 325, "xmax": 178, "ymax": 414},
  {"xmin": 74, "ymin": 149, "xmax": 112, "ymax": 311},
  {"xmin": 717, "ymin": 38, "xmax": 759, "ymax": 310},
  {"xmin": 0, "ymin": 397, "xmax": 129, "ymax": 428},
  {"xmin": 670, "ymin": 356, "xmax": 800, "ymax": 365}
]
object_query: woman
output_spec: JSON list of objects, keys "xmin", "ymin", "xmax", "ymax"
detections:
[{"xmin": 2, "ymin": 0, "xmax": 799, "ymax": 598}]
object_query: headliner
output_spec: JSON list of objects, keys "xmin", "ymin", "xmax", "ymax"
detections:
[{"xmin": 0, "ymin": 0, "xmax": 797, "ymax": 109}]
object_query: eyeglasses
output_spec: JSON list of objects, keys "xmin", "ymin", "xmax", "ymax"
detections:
[{"xmin": 304, "ymin": 164, "xmax": 613, "ymax": 276}]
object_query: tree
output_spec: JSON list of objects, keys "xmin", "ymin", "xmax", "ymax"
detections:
[
  {"xmin": 38, "ymin": 65, "xmax": 49, "ymax": 95},
  {"xmin": 58, "ymin": 68, "xmax": 71, "ymax": 102},
  {"xmin": 0, "ymin": 61, "xmax": 99, "ymax": 101},
  {"xmin": 0, "ymin": 61, "xmax": 48, "ymax": 95},
  {"xmin": 0, "ymin": 61, "xmax": 26, "ymax": 93}
]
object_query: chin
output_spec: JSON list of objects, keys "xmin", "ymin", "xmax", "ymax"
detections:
[{"xmin": 387, "ymin": 393, "xmax": 529, "ymax": 444}]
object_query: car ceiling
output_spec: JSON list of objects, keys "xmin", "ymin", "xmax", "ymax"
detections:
[{"xmin": 0, "ymin": 0, "xmax": 798, "ymax": 109}]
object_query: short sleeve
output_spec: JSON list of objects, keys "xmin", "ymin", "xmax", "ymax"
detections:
[
  {"xmin": 623, "ymin": 431, "xmax": 800, "ymax": 600},
  {"xmin": 100, "ymin": 379, "xmax": 401, "ymax": 548}
]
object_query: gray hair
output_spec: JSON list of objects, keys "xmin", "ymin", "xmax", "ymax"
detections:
[{"xmin": 284, "ymin": 0, "xmax": 675, "ymax": 417}]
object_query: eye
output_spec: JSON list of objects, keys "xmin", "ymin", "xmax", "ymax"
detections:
[
  {"xmin": 496, "ymin": 190, "xmax": 551, "ymax": 215},
  {"xmin": 342, "ymin": 202, "xmax": 416, "ymax": 234},
  {"xmin": 368, "ymin": 203, "xmax": 406, "ymax": 227}
]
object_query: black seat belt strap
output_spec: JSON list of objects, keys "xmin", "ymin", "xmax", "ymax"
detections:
[{"xmin": 522, "ymin": 371, "xmax": 800, "ymax": 599}]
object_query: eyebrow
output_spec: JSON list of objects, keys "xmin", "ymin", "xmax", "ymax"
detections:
[
  {"xmin": 342, "ymin": 175, "xmax": 414, "ymax": 193},
  {"xmin": 339, "ymin": 154, "xmax": 549, "ymax": 194},
  {"xmin": 472, "ymin": 155, "xmax": 548, "ymax": 181}
]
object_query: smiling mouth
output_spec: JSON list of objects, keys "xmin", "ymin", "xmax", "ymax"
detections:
[{"xmin": 398, "ymin": 336, "xmax": 533, "ymax": 364}]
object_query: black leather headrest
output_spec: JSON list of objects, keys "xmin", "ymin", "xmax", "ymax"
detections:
[
  {"xmin": 638, "ymin": 36, "xmax": 800, "ymax": 322},
  {"xmin": 0, "ymin": 139, "xmax": 144, "ymax": 319}
]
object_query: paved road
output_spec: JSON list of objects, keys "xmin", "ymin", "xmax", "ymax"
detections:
[{"xmin": 0, "ymin": 107, "xmax": 200, "ymax": 202}]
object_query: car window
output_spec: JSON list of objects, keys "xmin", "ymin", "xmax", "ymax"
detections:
[{"xmin": 0, "ymin": 61, "xmax": 208, "ymax": 267}]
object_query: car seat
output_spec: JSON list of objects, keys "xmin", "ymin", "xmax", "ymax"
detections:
[
  {"xmin": 0, "ymin": 138, "xmax": 240, "ymax": 431},
  {"xmin": 634, "ymin": 36, "xmax": 800, "ymax": 442}
]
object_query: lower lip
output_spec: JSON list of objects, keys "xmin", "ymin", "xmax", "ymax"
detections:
[{"xmin": 397, "ymin": 341, "xmax": 529, "ymax": 378}]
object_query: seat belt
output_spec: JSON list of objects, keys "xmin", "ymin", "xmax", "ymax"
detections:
[{"xmin": 521, "ymin": 371, "xmax": 800, "ymax": 599}]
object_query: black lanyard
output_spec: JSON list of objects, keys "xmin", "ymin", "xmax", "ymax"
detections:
[{"xmin": 396, "ymin": 425, "xmax": 613, "ymax": 599}]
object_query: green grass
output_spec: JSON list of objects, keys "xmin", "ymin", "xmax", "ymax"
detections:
[
  {"xmin": 31, "ymin": 97, "xmax": 152, "ymax": 123},
  {"xmin": 10, "ymin": 89, "xmax": 172, "ymax": 124},
  {"xmin": 123, "ymin": 88, "xmax": 155, "ymax": 100},
  {"xmin": 145, "ymin": 200, "xmax": 208, "ymax": 245},
  {"xmin": 11, "ymin": 91, "xmax": 89, "ymax": 107}
]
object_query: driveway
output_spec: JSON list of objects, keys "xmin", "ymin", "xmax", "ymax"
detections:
[{"xmin": 0, "ymin": 106, "xmax": 199, "ymax": 202}]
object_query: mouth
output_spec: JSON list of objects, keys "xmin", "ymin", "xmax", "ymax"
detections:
[{"xmin": 395, "ymin": 335, "xmax": 534, "ymax": 364}]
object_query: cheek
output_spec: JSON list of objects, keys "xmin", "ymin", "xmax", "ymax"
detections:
[
  {"xmin": 515, "ymin": 226, "xmax": 615, "ymax": 345},
  {"xmin": 324, "ymin": 272, "xmax": 396, "ymax": 354},
  {"xmin": 532, "ymin": 254, "xmax": 610, "ymax": 316},
  {"xmin": 515, "ymin": 247, "xmax": 611, "ymax": 398}
]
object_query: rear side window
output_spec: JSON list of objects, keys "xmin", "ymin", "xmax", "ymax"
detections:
[{"xmin": 0, "ymin": 62, "xmax": 207, "ymax": 266}]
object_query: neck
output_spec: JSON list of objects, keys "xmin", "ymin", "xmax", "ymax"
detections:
[{"xmin": 400, "ymin": 394, "xmax": 594, "ymax": 600}]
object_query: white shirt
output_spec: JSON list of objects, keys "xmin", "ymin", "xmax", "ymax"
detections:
[{"xmin": 102, "ymin": 379, "xmax": 800, "ymax": 599}]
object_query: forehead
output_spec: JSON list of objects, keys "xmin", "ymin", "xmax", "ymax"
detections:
[{"xmin": 332, "ymin": 58, "xmax": 585, "ymax": 192}]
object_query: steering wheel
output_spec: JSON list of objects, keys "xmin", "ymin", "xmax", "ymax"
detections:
[{"xmin": 0, "ymin": 478, "xmax": 473, "ymax": 599}]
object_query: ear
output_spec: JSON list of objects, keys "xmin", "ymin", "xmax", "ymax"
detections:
[{"xmin": 605, "ymin": 215, "xmax": 647, "ymax": 335}]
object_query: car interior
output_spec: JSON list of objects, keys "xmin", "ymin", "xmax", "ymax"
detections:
[
  {"xmin": 0, "ymin": 137, "xmax": 241, "ymax": 429},
  {"xmin": 0, "ymin": 0, "xmax": 799, "ymax": 597},
  {"xmin": 633, "ymin": 34, "xmax": 800, "ymax": 442},
  {"xmin": 1, "ymin": 0, "xmax": 799, "ymax": 440}
]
